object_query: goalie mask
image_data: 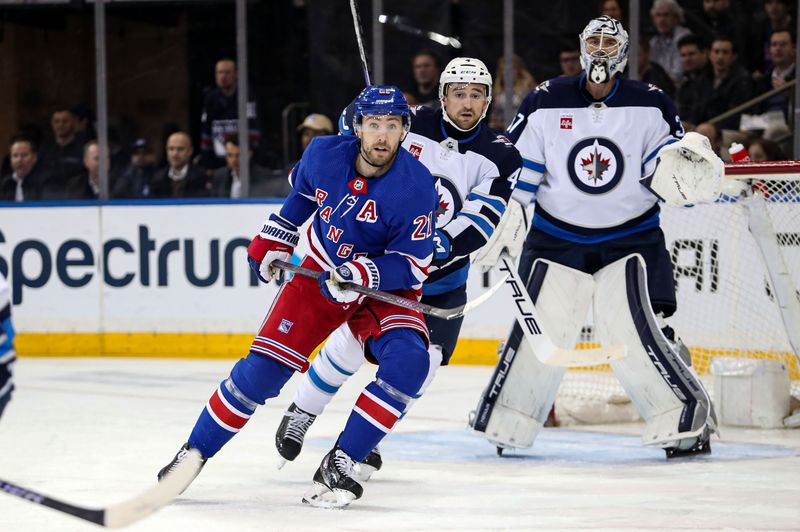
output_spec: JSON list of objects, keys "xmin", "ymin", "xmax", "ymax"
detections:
[
  {"xmin": 579, "ymin": 16, "xmax": 629, "ymax": 84},
  {"xmin": 439, "ymin": 57, "xmax": 493, "ymax": 132}
]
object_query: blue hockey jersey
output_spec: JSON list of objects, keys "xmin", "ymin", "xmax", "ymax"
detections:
[
  {"xmin": 507, "ymin": 74, "xmax": 684, "ymax": 243},
  {"xmin": 280, "ymin": 135, "xmax": 437, "ymax": 292}
]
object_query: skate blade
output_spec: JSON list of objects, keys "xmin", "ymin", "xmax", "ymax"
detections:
[
  {"xmin": 276, "ymin": 456, "xmax": 288, "ymax": 470},
  {"xmin": 302, "ymin": 482, "xmax": 355, "ymax": 509},
  {"xmin": 353, "ymin": 463, "xmax": 378, "ymax": 482}
]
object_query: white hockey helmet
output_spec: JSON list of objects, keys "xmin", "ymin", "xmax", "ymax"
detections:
[
  {"xmin": 579, "ymin": 16, "xmax": 629, "ymax": 84},
  {"xmin": 438, "ymin": 57, "xmax": 493, "ymax": 132}
]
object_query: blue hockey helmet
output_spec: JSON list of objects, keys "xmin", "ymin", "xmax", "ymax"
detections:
[{"xmin": 352, "ymin": 85, "xmax": 411, "ymax": 132}]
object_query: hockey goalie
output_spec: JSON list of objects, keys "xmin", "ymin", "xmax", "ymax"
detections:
[{"xmin": 469, "ymin": 15, "xmax": 724, "ymax": 459}]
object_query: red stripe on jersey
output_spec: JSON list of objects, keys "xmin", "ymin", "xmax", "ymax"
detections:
[
  {"xmin": 208, "ymin": 389, "xmax": 249, "ymax": 430},
  {"xmin": 355, "ymin": 392, "xmax": 399, "ymax": 431},
  {"xmin": 251, "ymin": 338, "xmax": 306, "ymax": 368},
  {"xmin": 306, "ymin": 225, "xmax": 334, "ymax": 269},
  {"xmin": 350, "ymin": 261, "xmax": 370, "ymax": 286}
]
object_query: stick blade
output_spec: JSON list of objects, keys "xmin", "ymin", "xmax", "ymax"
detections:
[
  {"xmin": 544, "ymin": 344, "xmax": 628, "ymax": 368},
  {"xmin": 103, "ymin": 449, "xmax": 203, "ymax": 528}
]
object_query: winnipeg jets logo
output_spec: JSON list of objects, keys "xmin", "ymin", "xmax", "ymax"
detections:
[
  {"xmin": 580, "ymin": 147, "xmax": 612, "ymax": 184},
  {"xmin": 434, "ymin": 176, "xmax": 462, "ymax": 227},
  {"xmin": 567, "ymin": 137, "xmax": 624, "ymax": 194}
]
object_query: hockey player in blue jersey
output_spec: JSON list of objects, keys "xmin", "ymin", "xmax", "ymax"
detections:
[
  {"xmin": 158, "ymin": 86, "xmax": 439, "ymax": 508},
  {"xmin": 0, "ymin": 272, "xmax": 15, "ymax": 420},
  {"xmin": 272, "ymin": 58, "xmax": 524, "ymax": 478},
  {"xmin": 470, "ymin": 16, "xmax": 725, "ymax": 458}
]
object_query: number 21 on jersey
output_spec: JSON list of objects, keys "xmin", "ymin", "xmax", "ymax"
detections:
[{"xmin": 412, "ymin": 212, "xmax": 434, "ymax": 240}]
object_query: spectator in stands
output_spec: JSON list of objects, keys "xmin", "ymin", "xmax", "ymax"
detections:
[
  {"xmin": 687, "ymin": 0, "xmax": 743, "ymax": 54},
  {"xmin": 759, "ymin": 29, "xmax": 796, "ymax": 121},
  {"xmin": 59, "ymin": 140, "xmax": 100, "ymax": 200},
  {"xmin": 559, "ymin": 47, "xmax": 582, "ymax": 77},
  {"xmin": 748, "ymin": 0, "xmax": 793, "ymax": 77},
  {"xmin": 747, "ymin": 137, "xmax": 786, "ymax": 161},
  {"xmin": 599, "ymin": 0, "xmax": 627, "ymax": 27},
  {"xmin": 649, "ymin": 0, "xmax": 692, "ymax": 86},
  {"xmin": 0, "ymin": 137, "xmax": 48, "ymax": 202},
  {"xmin": 701, "ymin": 35, "xmax": 753, "ymax": 130},
  {"xmin": 116, "ymin": 138, "xmax": 157, "ymax": 199},
  {"xmin": 213, "ymin": 137, "xmax": 290, "ymax": 199},
  {"xmin": 639, "ymin": 37, "xmax": 676, "ymax": 98},
  {"xmin": 694, "ymin": 122, "xmax": 722, "ymax": 156},
  {"xmin": 406, "ymin": 50, "xmax": 441, "ymax": 108},
  {"xmin": 38, "ymin": 106, "xmax": 84, "ymax": 183},
  {"xmin": 199, "ymin": 58, "xmax": 262, "ymax": 170},
  {"xmin": 489, "ymin": 54, "xmax": 537, "ymax": 130},
  {"xmin": 150, "ymin": 132, "xmax": 208, "ymax": 198},
  {"xmin": 60, "ymin": 140, "xmax": 126, "ymax": 200},
  {"xmin": 676, "ymin": 34, "xmax": 712, "ymax": 128},
  {"xmin": 297, "ymin": 113, "xmax": 333, "ymax": 152}
]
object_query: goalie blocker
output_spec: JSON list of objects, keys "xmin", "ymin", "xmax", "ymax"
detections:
[{"xmin": 470, "ymin": 253, "xmax": 717, "ymax": 457}]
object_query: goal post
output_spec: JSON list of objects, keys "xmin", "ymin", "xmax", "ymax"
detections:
[{"xmin": 556, "ymin": 160, "xmax": 800, "ymax": 424}]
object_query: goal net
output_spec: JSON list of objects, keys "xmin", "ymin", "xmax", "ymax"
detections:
[{"xmin": 556, "ymin": 161, "xmax": 800, "ymax": 425}]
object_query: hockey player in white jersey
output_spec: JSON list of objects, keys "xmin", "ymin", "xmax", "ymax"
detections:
[
  {"xmin": 273, "ymin": 57, "xmax": 524, "ymax": 476},
  {"xmin": 0, "ymin": 273, "xmax": 15, "ymax": 420},
  {"xmin": 470, "ymin": 16, "xmax": 724, "ymax": 458}
]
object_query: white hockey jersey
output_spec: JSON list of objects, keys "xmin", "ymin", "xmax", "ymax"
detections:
[{"xmin": 507, "ymin": 75, "xmax": 684, "ymax": 243}]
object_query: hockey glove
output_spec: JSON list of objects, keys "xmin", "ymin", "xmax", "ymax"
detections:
[
  {"xmin": 317, "ymin": 258, "xmax": 380, "ymax": 305},
  {"xmin": 431, "ymin": 229, "xmax": 453, "ymax": 268},
  {"xmin": 247, "ymin": 214, "xmax": 299, "ymax": 283}
]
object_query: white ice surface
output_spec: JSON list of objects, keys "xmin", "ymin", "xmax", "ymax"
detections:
[{"xmin": 1, "ymin": 358, "xmax": 799, "ymax": 531}]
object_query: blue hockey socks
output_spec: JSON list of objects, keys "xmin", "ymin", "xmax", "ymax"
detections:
[{"xmin": 188, "ymin": 353, "xmax": 294, "ymax": 458}]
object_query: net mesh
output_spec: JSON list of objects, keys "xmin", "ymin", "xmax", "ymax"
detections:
[{"xmin": 556, "ymin": 162, "xmax": 800, "ymax": 422}]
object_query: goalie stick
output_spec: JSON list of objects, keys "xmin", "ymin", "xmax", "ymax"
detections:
[
  {"xmin": 0, "ymin": 449, "xmax": 203, "ymax": 528},
  {"xmin": 497, "ymin": 254, "xmax": 627, "ymax": 367},
  {"xmin": 273, "ymin": 260, "xmax": 506, "ymax": 320}
]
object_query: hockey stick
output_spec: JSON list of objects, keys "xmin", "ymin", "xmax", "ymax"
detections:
[
  {"xmin": 349, "ymin": 0, "xmax": 372, "ymax": 86},
  {"xmin": 0, "ymin": 449, "xmax": 203, "ymax": 528},
  {"xmin": 497, "ymin": 254, "xmax": 627, "ymax": 367},
  {"xmin": 273, "ymin": 260, "xmax": 506, "ymax": 320},
  {"xmin": 377, "ymin": 14, "xmax": 462, "ymax": 49}
]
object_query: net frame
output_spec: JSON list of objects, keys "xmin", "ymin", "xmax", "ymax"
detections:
[{"xmin": 555, "ymin": 160, "xmax": 800, "ymax": 424}]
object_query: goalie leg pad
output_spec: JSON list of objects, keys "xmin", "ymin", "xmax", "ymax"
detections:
[
  {"xmin": 471, "ymin": 259, "xmax": 593, "ymax": 449},
  {"xmin": 293, "ymin": 324, "xmax": 365, "ymax": 416},
  {"xmin": 593, "ymin": 254, "xmax": 714, "ymax": 447}
]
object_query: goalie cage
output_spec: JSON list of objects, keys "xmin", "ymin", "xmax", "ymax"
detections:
[{"xmin": 554, "ymin": 160, "xmax": 800, "ymax": 426}]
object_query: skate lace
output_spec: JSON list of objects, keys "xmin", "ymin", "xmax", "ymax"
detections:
[
  {"xmin": 284, "ymin": 410, "xmax": 315, "ymax": 443},
  {"xmin": 333, "ymin": 449, "xmax": 356, "ymax": 478}
]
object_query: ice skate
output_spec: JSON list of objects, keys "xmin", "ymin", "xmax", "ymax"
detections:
[
  {"xmin": 664, "ymin": 427, "xmax": 712, "ymax": 459},
  {"xmin": 275, "ymin": 402, "xmax": 317, "ymax": 469},
  {"xmin": 157, "ymin": 443, "xmax": 207, "ymax": 493},
  {"xmin": 353, "ymin": 445, "xmax": 382, "ymax": 481},
  {"xmin": 302, "ymin": 445, "xmax": 363, "ymax": 508}
]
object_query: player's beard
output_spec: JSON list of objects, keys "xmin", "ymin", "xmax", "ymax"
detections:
[{"xmin": 359, "ymin": 141, "xmax": 399, "ymax": 174}]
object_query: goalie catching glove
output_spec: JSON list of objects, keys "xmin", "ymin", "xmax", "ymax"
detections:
[
  {"xmin": 645, "ymin": 132, "xmax": 724, "ymax": 207},
  {"xmin": 472, "ymin": 199, "xmax": 528, "ymax": 273},
  {"xmin": 247, "ymin": 214, "xmax": 300, "ymax": 283},
  {"xmin": 317, "ymin": 257, "xmax": 380, "ymax": 304}
]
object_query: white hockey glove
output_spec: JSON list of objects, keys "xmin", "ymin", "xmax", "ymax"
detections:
[
  {"xmin": 646, "ymin": 132, "xmax": 724, "ymax": 207},
  {"xmin": 247, "ymin": 214, "xmax": 299, "ymax": 283},
  {"xmin": 318, "ymin": 258, "xmax": 379, "ymax": 305},
  {"xmin": 472, "ymin": 199, "xmax": 529, "ymax": 273}
]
